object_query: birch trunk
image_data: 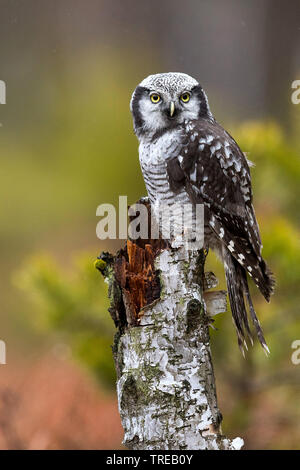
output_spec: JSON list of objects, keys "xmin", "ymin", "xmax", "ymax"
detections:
[{"xmin": 96, "ymin": 208, "xmax": 244, "ymax": 450}]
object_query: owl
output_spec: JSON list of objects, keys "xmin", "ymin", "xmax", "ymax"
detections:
[{"xmin": 130, "ymin": 72, "xmax": 274, "ymax": 353}]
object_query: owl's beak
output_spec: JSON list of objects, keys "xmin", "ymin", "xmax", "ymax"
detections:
[{"xmin": 169, "ymin": 101, "xmax": 175, "ymax": 117}]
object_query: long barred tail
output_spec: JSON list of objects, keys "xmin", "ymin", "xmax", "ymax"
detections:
[
  {"xmin": 258, "ymin": 257, "xmax": 275, "ymax": 302},
  {"xmin": 223, "ymin": 248, "xmax": 270, "ymax": 355},
  {"xmin": 209, "ymin": 215, "xmax": 275, "ymax": 303},
  {"xmin": 209, "ymin": 214, "xmax": 274, "ymax": 352}
]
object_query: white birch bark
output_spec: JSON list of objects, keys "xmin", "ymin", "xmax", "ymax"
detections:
[{"xmin": 112, "ymin": 246, "xmax": 244, "ymax": 450}]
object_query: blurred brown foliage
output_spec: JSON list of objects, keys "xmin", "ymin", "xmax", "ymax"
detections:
[{"xmin": 0, "ymin": 353, "xmax": 123, "ymax": 450}]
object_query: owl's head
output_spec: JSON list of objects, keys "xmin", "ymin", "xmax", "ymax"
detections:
[{"xmin": 130, "ymin": 72, "xmax": 212, "ymax": 138}]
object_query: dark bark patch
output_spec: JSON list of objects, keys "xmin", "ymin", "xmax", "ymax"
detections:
[
  {"xmin": 120, "ymin": 375, "xmax": 138, "ymax": 411},
  {"xmin": 186, "ymin": 299, "xmax": 202, "ymax": 334}
]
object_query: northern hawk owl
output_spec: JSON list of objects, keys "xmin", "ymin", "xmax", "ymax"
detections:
[{"xmin": 130, "ymin": 72, "xmax": 274, "ymax": 353}]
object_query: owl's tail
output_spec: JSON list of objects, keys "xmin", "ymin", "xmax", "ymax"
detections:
[{"xmin": 223, "ymin": 249, "xmax": 269, "ymax": 355}]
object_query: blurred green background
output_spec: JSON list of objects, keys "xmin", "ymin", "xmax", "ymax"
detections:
[{"xmin": 0, "ymin": 0, "xmax": 299, "ymax": 449}]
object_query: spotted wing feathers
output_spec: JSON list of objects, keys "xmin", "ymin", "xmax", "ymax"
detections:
[{"xmin": 166, "ymin": 118, "xmax": 274, "ymax": 351}]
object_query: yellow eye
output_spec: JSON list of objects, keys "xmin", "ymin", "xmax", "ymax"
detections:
[
  {"xmin": 180, "ymin": 92, "xmax": 190, "ymax": 103},
  {"xmin": 150, "ymin": 93, "xmax": 161, "ymax": 104}
]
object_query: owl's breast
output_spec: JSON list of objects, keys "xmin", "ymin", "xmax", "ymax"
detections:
[
  {"xmin": 139, "ymin": 136, "xmax": 188, "ymax": 206},
  {"xmin": 139, "ymin": 130, "xmax": 187, "ymax": 205},
  {"xmin": 139, "ymin": 129, "xmax": 182, "ymax": 165}
]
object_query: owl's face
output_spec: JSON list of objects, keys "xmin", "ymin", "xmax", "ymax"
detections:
[{"xmin": 130, "ymin": 72, "xmax": 212, "ymax": 138}]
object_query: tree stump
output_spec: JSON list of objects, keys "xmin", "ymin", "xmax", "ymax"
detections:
[{"xmin": 96, "ymin": 199, "xmax": 243, "ymax": 450}]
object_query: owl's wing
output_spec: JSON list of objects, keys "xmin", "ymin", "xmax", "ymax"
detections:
[
  {"xmin": 166, "ymin": 118, "xmax": 273, "ymax": 300},
  {"xmin": 166, "ymin": 118, "xmax": 274, "ymax": 353}
]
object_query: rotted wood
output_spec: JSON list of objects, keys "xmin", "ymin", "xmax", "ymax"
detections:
[
  {"xmin": 114, "ymin": 239, "xmax": 165, "ymax": 325},
  {"xmin": 96, "ymin": 198, "xmax": 168, "ymax": 327}
]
